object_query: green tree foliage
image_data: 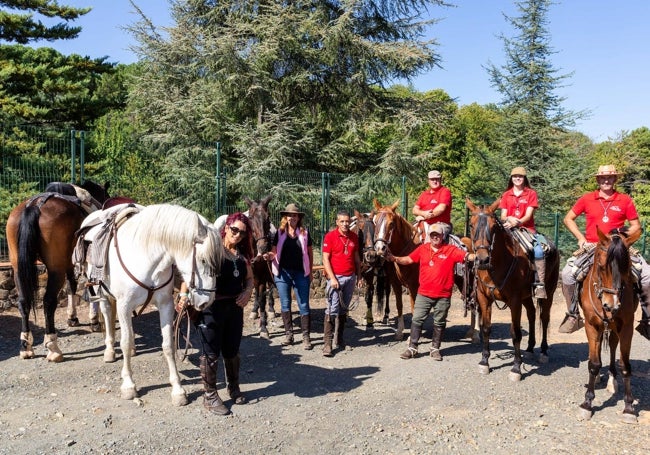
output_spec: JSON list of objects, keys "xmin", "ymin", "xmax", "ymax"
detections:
[{"xmin": 0, "ymin": 0, "xmax": 89, "ymax": 43}]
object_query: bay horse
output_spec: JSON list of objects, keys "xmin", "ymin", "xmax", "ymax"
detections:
[
  {"xmin": 86, "ymin": 204, "xmax": 224, "ymax": 406},
  {"xmin": 5, "ymin": 180, "xmax": 108, "ymax": 362},
  {"xmin": 352, "ymin": 210, "xmax": 390, "ymax": 327},
  {"xmin": 466, "ymin": 197, "xmax": 559, "ymax": 381},
  {"xmin": 578, "ymin": 226, "xmax": 640, "ymax": 423},
  {"xmin": 244, "ymin": 195, "xmax": 276, "ymax": 338},
  {"xmin": 372, "ymin": 199, "xmax": 420, "ymax": 340}
]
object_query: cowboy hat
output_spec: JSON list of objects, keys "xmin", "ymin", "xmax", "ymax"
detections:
[
  {"xmin": 510, "ymin": 166, "xmax": 527, "ymax": 176},
  {"xmin": 280, "ymin": 203, "xmax": 305, "ymax": 217},
  {"xmin": 427, "ymin": 170, "xmax": 442, "ymax": 179},
  {"xmin": 594, "ymin": 164, "xmax": 623, "ymax": 177}
]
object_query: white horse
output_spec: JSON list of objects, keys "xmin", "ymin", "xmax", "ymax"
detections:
[{"xmin": 86, "ymin": 204, "xmax": 225, "ymax": 406}]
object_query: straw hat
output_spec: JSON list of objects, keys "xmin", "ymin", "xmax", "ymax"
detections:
[
  {"xmin": 280, "ymin": 203, "xmax": 305, "ymax": 217},
  {"xmin": 427, "ymin": 170, "xmax": 442, "ymax": 179},
  {"xmin": 594, "ymin": 164, "xmax": 623, "ymax": 177},
  {"xmin": 510, "ymin": 167, "xmax": 527, "ymax": 176}
]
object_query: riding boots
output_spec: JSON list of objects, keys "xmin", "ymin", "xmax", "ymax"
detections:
[
  {"xmin": 558, "ymin": 283, "xmax": 584, "ymax": 333},
  {"xmin": 400, "ymin": 323, "xmax": 422, "ymax": 359},
  {"xmin": 336, "ymin": 313, "xmax": 348, "ymax": 350},
  {"xmin": 200, "ymin": 355, "xmax": 229, "ymax": 415},
  {"xmin": 224, "ymin": 354, "xmax": 247, "ymax": 405},
  {"xmin": 430, "ymin": 325, "xmax": 445, "ymax": 361},
  {"xmin": 323, "ymin": 315, "xmax": 335, "ymax": 357},
  {"xmin": 281, "ymin": 311, "xmax": 294, "ymax": 345},
  {"xmin": 301, "ymin": 314, "xmax": 313, "ymax": 350},
  {"xmin": 533, "ymin": 259, "xmax": 547, "ymax": 299},
  {"xmin": 636, "ymin": 299, "xmax": 650, "ymax": 340}
]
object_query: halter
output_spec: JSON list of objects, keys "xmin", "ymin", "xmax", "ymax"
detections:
[
  {"xmin": 373, "ymin": 211, "xmax": 394, "ymax": 248},
  {"xmin": 587, "ymin": 235, "xmax": 628, "ymax": 322}
]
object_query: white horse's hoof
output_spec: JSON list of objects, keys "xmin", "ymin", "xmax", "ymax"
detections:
[
  {"xmin": 172, "ymin": 393, "xmax": 188, "ymax": 407},
  {"xmin": 577, "ymin": 407, "xmax": 593, "ymax": 421},
  {"xmin": 538, "ymin": 353, "xmax": 549, "ymax": 364},
  {"xmin": 606, "ymin": 377, "xmax": 618, "ymax": 394},
  {"xmin": 103, "ymin": 350, "xmax": 116, "ymax": 363},
  {"xmin": 121, "ymin": 387, "xmax": 138, "ymax": 400},
  {"xmin": 19, "ymin": 350, "xmax": 35, "ymax": 359},
  {"xmin": 508, "ymin": 371, "xmax": 521, "ymax": 382},
  {"xmin": 46, "ymin": 351, "xmax": 64, "ymax": 363},
  {"xmin": 620, "ymin": 413, "xmax": 637, "ymax": 425},
  {"xmin": 478, "ymin": 364, "xmax": 490, "ymax": 375}
]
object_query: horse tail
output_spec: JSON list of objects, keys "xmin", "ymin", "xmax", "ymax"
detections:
[{"xmin": 17, "ymin": 205, "xmax": 41, "ymax": 304}]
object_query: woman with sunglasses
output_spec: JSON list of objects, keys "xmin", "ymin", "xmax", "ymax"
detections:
[{"xmin": 177, "ymin": 212, "xmax": 254, "ymax": 415}]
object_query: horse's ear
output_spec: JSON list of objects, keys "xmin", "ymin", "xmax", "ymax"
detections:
[
  {"xmin": 373, "ymin": 199, "xmax": 381, "ymax": 210},
  {"xmin": 596, "ymin": 225, "xmax": 608, "ymax": 243},
  {"xmin": 196, "ymin": 215, "xmax": 208, "ymax": 239},
  {"xmin": 354, "ymin": 209, "xmax": 361, "ymax": 218},
  {"xmin": 260, "ymin": 195, "xmax": 272, "ymax": 207},
  {"xmin": 488, "ymin": 198, "xmax": 501, "ymax": 213},
  {"xmin": 391, "ymin": 200, "xmax": 400, "ymax": 211},
  {"xmin": 244, "ymin": 196, "xmax": 253, "ymax": 208},
  {"xmin": 465, "ymin": 197, "xmax": 477, "ymax": 212}
]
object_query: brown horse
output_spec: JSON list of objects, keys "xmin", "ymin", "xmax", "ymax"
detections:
[
  {"xmin": 6, "ymin": 181, "xmax": 108, "ymax": 361},
  {"xmin": 466, "ymin": 197, "xmax": 559, "ymax": 381},
  {"xmin": 245, "ymin": 195, "xmax": 276, "ymax": 338},
  {"xmin": 352, "ymin": 210, "xmax": 391, "ymax": 327},
  {"xmin": 578, "ymin": 226, "xmax": 640, "ymax": 423},
  {"xmin": 372, "ymin": 199, "xmax": 420, "ymax": 340}
]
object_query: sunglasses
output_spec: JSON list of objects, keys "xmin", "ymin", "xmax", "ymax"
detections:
[{"xmin": 229, "ymin": 226, "xmax": 247, "ymax": 237}]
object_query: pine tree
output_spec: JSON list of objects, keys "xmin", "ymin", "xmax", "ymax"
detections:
[{"xmin": 0, "ymin": 0, "xmax": 90, "ymax": 43}]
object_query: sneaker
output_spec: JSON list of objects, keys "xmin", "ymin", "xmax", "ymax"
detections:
[
  {"xmin": 635, "ymin": 320, "xmax": 650, "ymax": 341},
  {"xmin": 533, "ymin": 285, "xmax": 547, "ymax": 299},
  {"xmin": 558, "ymin": 314, "xmax": 584, "ymax": 333}
]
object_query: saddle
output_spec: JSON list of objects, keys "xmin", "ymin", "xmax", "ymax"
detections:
[{"xmin": 73, "ymin": 203, "xmax": 143, "ymax": 283}]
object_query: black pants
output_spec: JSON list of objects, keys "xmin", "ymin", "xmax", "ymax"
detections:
[{"xmin": 197, "ymin": 300, "xmax": 243, "ymax": 359}]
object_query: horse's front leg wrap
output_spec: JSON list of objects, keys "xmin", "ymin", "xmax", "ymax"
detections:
[
  {"xmin": 44, "ymin": 333, "xmax": 63, "ymax": 362},
  {"xmin": 19, "ymin": 331, "xmax": 34, "ymax": 359},
  {"xmin": 67, "ymin": 294, "xmax": 81, "ymax": 326}
]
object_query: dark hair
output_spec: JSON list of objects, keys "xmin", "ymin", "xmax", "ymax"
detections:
[
  {"xmin": 222, "ymin": 212, "xmax": 254, "ymax": 260},
  {"xmin": 506, "ymin": 175, "xmax": 532, "ymax": 190},
  {"xmin": 336, "ymin": 209, "xmax": 350, "ymax": 219}
]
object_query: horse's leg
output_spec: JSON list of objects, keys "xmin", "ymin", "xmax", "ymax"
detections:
[
  {"xmin": 383, "ymin": 275, "xmax": 391, "ymax": 324},
  {"xmin": 364, "ymin": 271, "xmax": 375, "ymax": 327},
  {"xmin": 617, "ymin": 326, "xmax": 637, "ymax": 424},
  {"xmin": 97, "ymin": 295, "xmax": 117, "ymax": 363},
  {"xmin": 578, "ymin": 328, "xmax": 602, "ymax": 420},
  {"xmin": 118, "ymin": 303, "xmax": 138, "ymax": 400},
  {"xmin": 16, "ymin": 291, "xmax": 35, "ymax": 359},
  {"xmin": 478, "ymin": 295, "xmax": 492, "ymax": 375},
  {"xmin": 65, "ymin": 269, "xmax": 81, "ymax": 327},
  {"xmin": 509, "ymin": 301, "xmax": 525, "ymax": 382},
  {"xmin": 392, "ymin": 281, "xmax": 404, "ymax": 341},
  {"xmin": 43, "ymin": 271, "xmax": 65, "ymax": 362},
  {"xmin": 605, "ymin": 330, "xmax": 619, "ymax": 394},
  {"xmin": 257, "ymin": 283, "xmax": 269, "ymax": 339},
  {"xmin": 538, "ymin": 297, "xmax": 552, "ymax": 363},
  {"xmin": 159, "ymin": 302, "xmax": 188, "ymax": 406},
  {"xmin": 523, "ymin": 298, "xmax": 537, "ymax": 357}
]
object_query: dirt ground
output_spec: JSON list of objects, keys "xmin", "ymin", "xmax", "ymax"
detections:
[{"xmin": 0, "ymin": 289, "xmax": 648, "ymax": 455}]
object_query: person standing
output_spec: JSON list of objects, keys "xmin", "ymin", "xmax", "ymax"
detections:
[
  {"xmin": 264, "ymin": 203, "xmax": 314, "ymax": 350},
  {"xmin": 499, "ymin": 166, "xmax": 549, "ymax": 299},
  {"xmin": 558, "ymin": 164, "xmax": 650, "ymax": 338},
  {"xmin": 412, "ymin": 170, "xmax": 453, "ymax": 241},
  {"xmin": 387, "ymin": 223, "xmax": 474, "ymax": 361},
  {"xmin": 178, "ymin": 212, "xmax": 254, "ymax": 415},
  {"xmin": 322, "ymin": 210, "xmax": 364, "ymax": 357}
]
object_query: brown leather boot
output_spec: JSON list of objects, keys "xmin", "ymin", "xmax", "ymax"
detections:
[
  {"xmin": 336, "ymin": 314, "xmax": 347, "ymax": 350},
  {"xmin": 533, "ymin": 259, "xmax": 547, "ymax": 299},
  {"xmin": 224, "ymin": 355, "xmax": 247, "ymax": 405},
  {"xmin": 200, "ymin": 355, "xmax": 229, "ymax": 415},
  {"xmin": 281, "ymin": 311, "xmax": 294, "ymax": 345},
  {"xmin": 400, "ymin": 323, "xmax": 422, "ymax": 359},
  {"xmin": 558, "ymin": 283, "xmax": 584, "ymax": 333},
  {"xmin": 323, "ymin": 315, "xmax": 335, "ymax": 357},
  {"xmin": 430, "ymin": 326, "xmax": 445, "ymax": 361},
  {"xmin": 301, "ymin": 314, "xmax": 313, "ymax": 350}
]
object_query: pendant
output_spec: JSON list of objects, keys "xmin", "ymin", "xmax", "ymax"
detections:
[
  {"xmin": 429, "ymin": 260, "xmax": 434, "ymax": 267},
  {"xmin": 233, "ymin": 269, "xmax": 240, "ymax": 278},
  {"xmin": 515, "ymin": 209, "xmax": 520, "ymax": 216},
  {"xmin": 602, "ymin": 216, "xmax": 609, "ymax": 223}
]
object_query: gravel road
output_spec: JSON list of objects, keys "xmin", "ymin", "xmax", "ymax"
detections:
[{"xmin": 0, "ymin": 291, "xmax": 648, "ymax": 454}]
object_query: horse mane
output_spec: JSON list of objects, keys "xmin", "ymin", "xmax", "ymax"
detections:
[
  {"xmin": 132, "ymin": 204, "xmax": 224, "ymax": 274},
  {"xmin": 606, "ymin": 232, "xmax": 631, "ymax": 285}
]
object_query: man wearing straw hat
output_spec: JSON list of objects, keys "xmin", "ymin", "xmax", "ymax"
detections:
[{"xmin": 558, "ymin": 164, "xmax": 650, "ymax": 339}]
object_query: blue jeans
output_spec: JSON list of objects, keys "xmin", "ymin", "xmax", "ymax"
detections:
[{"xmin": 274, "ymin": 268, "xmax": 311, "ymax": 315}]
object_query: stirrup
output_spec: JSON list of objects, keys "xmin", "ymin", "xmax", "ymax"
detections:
[{"xmin": 533, "ymin": 285, "xmax": 547, "ymax": 299}]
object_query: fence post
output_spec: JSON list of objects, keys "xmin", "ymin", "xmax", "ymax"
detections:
[
  {"xmin": 554, "ymin": 212, "xmax": 560, "ymax": 250},
  {"xmin": 79, "ymin": 131, "xmax": 85, "ymax": 183},
  {"xmin": 215, "ymin": 141, "xmax": 222, "ymax": 214},
  {"xmin": 401, "ymin": 176, "xmax": 407, "ymax": 218},
  {"xmin": 643, "ymin": 220, "xmax": 647, "ymax": 258},
  {"xmin": 320, "ymin": 172, "xmax": 328, "ymax": 259},
  {"xmin": 70, "ymin": 130, "xmax": 76, "ymax": 183}
]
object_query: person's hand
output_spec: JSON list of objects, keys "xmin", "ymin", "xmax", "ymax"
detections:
[
  {"xmin": 503, "ymin": 217, "xmax": 520, "ymax": 229},
  {"xmin": 385, "ymin": 252, "xmax": 395, "ymax": 262},
  {"xmin": 175, "ymin": 293, "xmax": 190, "ymax": 313},
  {"xmin": 262, "ymin": 252, "xmax": 275, "ymax": 261},
  {"xmin": 236, "ymin": 288, "xmax": 252, "ymax": 308},
  {"xmin": 330, "ymin": 278, "xmax": 340, "ymax": 290},
  {"xmin": 357, "ymin": 277, "xmax": 365, "ymax": 289}
]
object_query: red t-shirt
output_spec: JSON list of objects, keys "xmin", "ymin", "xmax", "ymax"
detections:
[
  {"xmin": 415, "ymin": 187, "xmax": 452, "ymax": 224},
  {"xmin": 408, "ymin": 243, "xmax": 466, "ymax": 298},
  {"xmin": 499, "ymin": 187, "xmax": 539, "ymax": 232},
  {"xmin": 572, "ymin": 190, "xmax": 638, "ymax": 242},
  {"xmin": 322, "ymin": 229, "xmax": 359, "ymax": 276}
]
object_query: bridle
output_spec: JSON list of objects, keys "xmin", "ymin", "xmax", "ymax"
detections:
[{"xmin": 587, "ymin": 235, "xmax": 628, "ymax": 320}]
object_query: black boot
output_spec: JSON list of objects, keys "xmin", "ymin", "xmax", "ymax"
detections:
[
  {"xmin": 281, "ymin": 311, "xmax": 294, "ymax": 346},
  {"xmin": 323, "ymin": 315, "xmax": 335, "ymax": 357},
  {"xmin": 400, "ymin": 323, "xmax": 422, "ymax": 359},
  {"xmin": 430, "ymin": 325, "xmax": 445, "ymax": 361},
  {"xmin": 635, "ymin": 298, "xmax": 650, "ymax": 341},
  {"xmin": 336, "ymin": 313, "xmax": 348, "ymax": 350},
  {"xmin": 224, "ymin": 355, "xmax": 247, "ymax": 405},
  {"xmin": 200, "ymin": 355, "xmax": 229, "ymax": 415},
  {"xmin": 301, "ymin": 314, "xmax": 313, "ymax": 350}
]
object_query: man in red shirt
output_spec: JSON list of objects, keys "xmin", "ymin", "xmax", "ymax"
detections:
[
  {"xmin": 387, "ymin": 223, "xmax": 474, "ymax": 361},
  {"xmin": 413, "ymin": 170, "xmax": 453, "ymax": 242},
  {"xmin": 322, "ymin": 210, "xmax": 364, "ymax": 356},
  {"xmin": 559, "ymin": 164, "xmax": 650, "ymax": 339}
]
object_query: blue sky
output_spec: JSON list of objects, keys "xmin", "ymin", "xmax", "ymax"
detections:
[{"xmin": 27, "ymin": 0, "xmax": 650, "ymax": 142}]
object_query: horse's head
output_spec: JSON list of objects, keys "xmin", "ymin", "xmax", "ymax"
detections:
[
  {"xmin": 591, "ymin": 226, "xmax": 640, "ymax": 314},
  {"xmin": 372, "ymin": 199, "xmax": 402, "ymax": 257},
  {"xmin": 354, "ymin": 209, "xmax": 383, "ymax": 267},
  {"xmin": 466, "ymin": 197, "xmax": 502, "ymax": 270},
  {"xmin": 81, "ymin": 180, "xmax": 111, "ymax": 205},
  {"xmin": 185, "ymin": 222, "xmax": 223, "ymax": 311},
  {"xmin": 245, "ymin": 195, "xmax": 273, "ymax": 257}
]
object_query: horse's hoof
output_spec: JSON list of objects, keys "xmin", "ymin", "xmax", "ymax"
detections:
[
  {"xmin": 67, "ymin": 317, "xmax": 80, "ymax": 327},
  {"xmin": 171, "ymin": 393, "xmax": 188, "ymax": 407},
  {"xmin": 620, "ymin": 412, "xmax": 637, "ymax": 425},
  {"xmin": 577, "ymin": 407, "xmax": 593, "ymax": 421},
  {"xmin": 121, "ymin": 387, "xmax": 138, "ymax": 400},
  {"xmin": 381, "ymin": 316, "xmax": 389, "ymax": 325},
  {"xmin": 471, "ymin": 335, "xmax": 480, "ymax": 344},
  {"xmin": 606, "ymin": 377, "xmax": 618, "ymax": 394},
  {"xmin": 508, "ymin": 371, "xmax": 521, "ymax": 382},
  {"xmin": 478, "ymin": 364, "xmax": 490, "ymax": 375},
  {"xmin": 522, "ymin": 350, "xmax": 534, "ymax": 360},
  {"xmin": 19, "ymin": 350, "xmax": 35, "ymax": 360},
  {"xmin": 259, "ymin": 330, "xmax": 270, "ymax": 340},
  {"xmin": 90, "ymin": 318, "xmax": 102, "ymax": 332},
  {"xmin": 538, "ymin": 353, "xmax": 549, "ymax": 364},
  {"xmin": 103, "ymin": 351, "xmax": 116, "ymax": 363}
]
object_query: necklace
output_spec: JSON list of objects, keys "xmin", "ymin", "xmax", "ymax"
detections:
[
  {"xmin": 513, "ymin": 188, "xmax": 523, "ymax": 216},
  {"xmin": 599, "ymin": 197, "xmax": 614, "ymax": 223},
  {"xmin": 229, "ymin": 249, "xmax": 240, "ymax": 277},
  {"xmin": 341, "ymin": 236, "xmax": 350, "ymax": 255},
  {"xmin": 428, "ymin": 246, "xmax": 437, "ymax": 267}
]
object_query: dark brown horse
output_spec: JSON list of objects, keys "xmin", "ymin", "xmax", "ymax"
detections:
[
  {"xmin": 466, "ymin": 197, "xmax": 559, "ymax": 381},
  {"xmin": 578, "ymin": 226, "xmax": 640, "ymax": 423},
  {"xmin": 6, "ymin": 181, "xmax": 109, "ymax": 361},
  {"xmin": 352, "ymin": 210, "xmax": 391, "ymax": 327},
  {"xmin": 372, "ymin": 199, "xmax": 420, "ymax": 340},
  {"xmin": 245, "ymin": 195, "xmax": 276, "ymax": 338}
]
